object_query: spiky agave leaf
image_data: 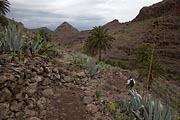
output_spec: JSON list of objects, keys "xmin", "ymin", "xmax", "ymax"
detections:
[
  {"xmin": 85, "ymin": 57, "xmax": 99, "ymax": 76},
  {"xmin": 128, "ymin": 90, "xmax": 178, "ymax": 120},
  {"xmin": 1, "ymin": 24, "xmax": 24, "ymax": 53}
]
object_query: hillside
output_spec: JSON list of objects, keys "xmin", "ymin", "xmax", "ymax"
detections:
[
  {"xmin": 133, "ymin": 0, "xmax": 180, "ymax": 21},
  {"xmin": 30, "ymin": 27, "xmax": 52, "ymax": 34},
  {"xmin": 1, "ymin": 0, "xmax": 180, "ymax": 119},
  {"xmin": 49, "ymin": 0, "xmax": 180, "ymax": 85},
  {"xmin": 0, "ymin": 49, "xmax": 132, "ymax": 119},
  {"xmin": 49, "ymin": 22, "xmax": 79, "ymax": 45}
]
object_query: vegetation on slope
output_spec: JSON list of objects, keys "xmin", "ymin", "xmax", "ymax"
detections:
[
  {"xmin": 84, "ymin": 26, "xmax": 115, "ymax": 61},
  {"xmin": 0, "ymin": 0, "xmax": 179, "ymax": 119}
]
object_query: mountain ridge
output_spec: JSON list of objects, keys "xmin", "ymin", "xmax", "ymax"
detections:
[{"xmin": 45, "ymin": 0, "xmax": 180, "ymax": 84}]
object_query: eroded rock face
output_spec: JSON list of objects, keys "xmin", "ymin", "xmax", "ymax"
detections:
[{"xmin": 133, "ymin": 0, "xmax": 180, "ymax": 22}]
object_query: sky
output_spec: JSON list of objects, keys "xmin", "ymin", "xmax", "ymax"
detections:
[{"xmin": 7, "ymin": 0, "xmax": 162, "ymax": 31}]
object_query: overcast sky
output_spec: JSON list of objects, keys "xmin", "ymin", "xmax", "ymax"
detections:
[{"xmin": 7, "ymin": 0, "xmax": 162, "ymax": 30}]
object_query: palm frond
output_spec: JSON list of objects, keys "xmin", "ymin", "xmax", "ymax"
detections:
[{"xmin": 0, "ymin": 0, "xmax": 10, "ymax": 15}]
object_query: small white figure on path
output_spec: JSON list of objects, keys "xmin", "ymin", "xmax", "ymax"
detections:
[{"xmin": 127, "ymin": 77, "xmax": 135, "ymax": 88}]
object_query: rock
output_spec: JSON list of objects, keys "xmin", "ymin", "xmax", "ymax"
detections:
[
  {"xmin": 64, "ymin": 83, "xmax": 74, "ymax": 88},
  {"xmin": 34, "ymin": 75, "xmax": 42, "ymax": 82},
  {"xmin": 77, "ymin": 72, "xmax": 86, "ymax": 78},
  {"xmin": 0, "ymin": 87, "xmax": 12, "ymax": 102},
  {"xmin": 15, "ymin": 93, "xmax": 23, "ymax": 100},
  {"xmin": 83, "ymin": 96, "xmax": 93, "ymax": 104},
  {"xmin": 18, "ymin": 78, "xmax": 25, "ymax": 85},
  {"xmin": 37, "ymin": 97, "xmax": 47, "ymax": 110},
  {"xmin": 25, "ymin": 98, "xmax": 36, "ymax": 109},
  {"xmin": 7, "ymin": 81, "xmax": 17, "ymax": 92},
  {"xmin": 40, "ymin": 110, "xmax": 46, "ymax": 116},
  {"xmin": 84, "ymin": 90, "xmax": 94, "ymax": 96},
  {"xmin": 10, "ymin": 100, "xmax": 24, "ymax": 112},
  {"xmin": 63, "ymin": 70, "xmax": 69, "ymax": 76},
  {"xmin": 43, "ymin": 67, "xmax": 51, "ymax": 73},
  {"xmin": 15, "ymin": 112, "xmax": 24, "ymax": 119},
  {"xmin": 26, "ymin": 117, "xmax": 41, "ymax": 120},
  {"xmin": 42, "ymin": 78, "xmax": 51, "ymax": 86},
  {"xmin": 42, "ymin": 88, "xmax": 54, "ymax": 96},
  {"xmin": 31, "ymin": 72, "xmax": 37, "ymax": 78},
  {"xmin": 32, "ymin": 66, "xmax": 44, "ymax": 75},
  {"xmin": 14, "ymin": 74, "xmax": 21, "ymax": 79},
  {"xmin": 52, "ymin": 67, "xmax": 59, "ymax": 73},
  {"xmin": 61, "ymin": 79, "xmax": 66, "ymax": 83},
  {"xmin": 39, "ymin": 67, "xmax": 44, "ymax": 74},
  {"xmin": 64, "ymin": 76, "xmax": 72, "ymax": 82},
  {"xmin": 0, "ymin": 103, "xmax": 10, "ymax": 120},
  {"xmin": 25, "ymin": 108, "xmax": 37, "ymax": 117},
  {"xmin": 80, "ymin": 86, "xmax": 86, "ymax": 90},
  {"xmin": 0, "ymin": 75, "xmax": 8, "ymax": 84},
  {"xmin": 86, "ymin": 104, "xmax": 98, "ymax": 114},
  {"xmin": 26, "ymin": 83, "xmax": 37, "ymax": 94},
  {"xmin": 54, "ymin": 74, "xmax": 61, "ymax": 80},
  {"xmin": 94, "ymin": 112, "xmax": 102, "ymax": 120}
]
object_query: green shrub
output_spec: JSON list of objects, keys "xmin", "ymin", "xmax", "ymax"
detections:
[
  {"xmin": 95, "ymin": 90, "xmax": 101, "ymax": 101},
  {"xmin": 108, "ymin": 101, "xmax": 134, "ymax": 120}
]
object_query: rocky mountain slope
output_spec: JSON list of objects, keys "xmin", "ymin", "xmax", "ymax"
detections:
[
  {"xmin": 30, "ymin": 27, "xmax": 52, "ymax": 35},
  {"xmin": 133, "ymin": 0, "xmax": 180, "ymax": 22},
  {"xmin": 49, "ymin": 22, "xmax": 79, "ymax": 45},
  {"xmin": 0, "ymin": 50, "xmax": 133, "ymax": 120},
  {"xmin": 0, "ymin": 0, "xmax": 179, "ymax": 119},
  {"xmin": 47, "ymin": 0, "xmax": 180, "ymax": 84}
]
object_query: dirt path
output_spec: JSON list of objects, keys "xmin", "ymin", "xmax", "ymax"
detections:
[
  {"xmin": 0, "ymin": 52, "xmax": 131, "ymax": 120},
  {"xmin": 45, "ymin": 67, "xmax": 130, "ymax": 120},
  {"xmin": 46, "ymin": 88, "xmax": 88, "ymax": 120}
]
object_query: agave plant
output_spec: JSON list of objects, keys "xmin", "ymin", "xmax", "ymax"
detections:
[
  {"xmin": 72, "ymin": 53, "xmax": 107, "ymax": 77},
  {"xmin": 30, "ymin": 34, "xmax": 44, "ymax": 54},
  {"xmin": 0, "ymin": 31, "xmax": 4, "ymax": 53},
  {"xmin": 0, "ymin": 24, "xmax": 24, "ymax": 53},
  {"xmin": 126, "ymin": 90, "xmax": 178, "ymax": 120},
  {"xmin": 85, "ymin": 57, "xmax": 101, "ymax": 77},
  {"xmin": 144, "ymin": 99, "xmax": 178, "ymax": 120}
]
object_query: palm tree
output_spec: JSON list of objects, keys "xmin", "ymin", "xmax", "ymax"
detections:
[
  {"xmin": 84, "ymin": 26, "xmax": 114, "ymax": 61},
  {"xmin": 0, "ymin": 0, "xmax": 10, "ymax": 15}
]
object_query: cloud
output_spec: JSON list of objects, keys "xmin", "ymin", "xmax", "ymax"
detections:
[{"xmin": 7, "ymin": 0, "xmax": 162, "ymax": 30}]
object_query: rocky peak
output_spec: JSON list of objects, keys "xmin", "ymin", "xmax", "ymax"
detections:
[
  {"xmin": 55, "ymin": 21, "xmax": 78, "ymax": 32},
  {"xmin": 49, "ymin": 22, "xmax": 79, "ymax": 44},
  {"xmin": 133, "ymin": 0, "xmax": 180, "ymax": 22},
  {"xmin": 104, "ymin": 19, "xmax": 121, "ymax": 29}
]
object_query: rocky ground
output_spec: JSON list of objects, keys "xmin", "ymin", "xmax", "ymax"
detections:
[{"xmin": 0, "ymin": 51, "xmax": 132, "ymax": 120}]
